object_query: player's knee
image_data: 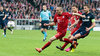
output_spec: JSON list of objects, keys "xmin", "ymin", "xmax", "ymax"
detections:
[
  {"xmin": 74, "ymin": 33, "xmax": 81, "ymax": 39},
  {"xmin": 49, "ymin": 38, "xmax": 53, "ymax": 42},
  {"xmin": 69, "ymin": 36, "xmax": 75, "ymax": 40},
  {"xmin": 49, "ymin": 36, "xmax": 56, "ymax": 42},
  {"xmin": 41, "ymin": 29, "xmax": 44, "ymax": 31}
]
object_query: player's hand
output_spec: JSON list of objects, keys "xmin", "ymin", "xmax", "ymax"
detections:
[
  {"xmin": 8, "ymin": 17, "xmax": 11, "ymax": 19},
  {"xmin": 39, "ymin": 23, "xmax": 41, "ymax": 26},
  {"xmin": 3, "ymin": 18, "xmax": 5, "ymax": 20},
  {"xmin": 69, "ymin": 25, "xmax": 74, "ymax": 29},
  {"xmin": 86, "ymin": 27, "xmax": 90, "ymax": 31},
  {"xmin": 82, "ymin": 15, "xmax": 86, "ymax": 18}
]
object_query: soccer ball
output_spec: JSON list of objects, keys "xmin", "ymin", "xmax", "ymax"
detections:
[{"xmin": 7, "ymin": 21, "xmax": 15, "ymax": 29}]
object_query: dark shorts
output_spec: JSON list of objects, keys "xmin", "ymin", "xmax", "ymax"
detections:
[
  {"xmin": 0, "ymin": 21, "xmax": 5, "ymax": 29},
  {"xmin": 73, "ymin": 28, "xmax": 90, "ymax": 38},
  {"xmin": 4, "ymin": 20, "xmax": 8, "ymax": 26},
  {"xmin": 41, "ymin": 20, "xmax": 49, "ymax": 29}
]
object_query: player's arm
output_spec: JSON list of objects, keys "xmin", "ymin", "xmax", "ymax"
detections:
[
  {"xmin": 73, "ymin": 13, "xmax": 85, "ymax": 18},
  {"xmin": 3, "ymin": 14, "xmax": 7, "ymax": 20},
  {"xmin": 44, "ymin": 22, "xmax": 56, "ymax": 26},
  {"xmin": 49, "ymin": 11, "xmax": 52, "ymax": 21},
  {"xmin": 40, "ymin": 17, "xmax": 42, "ymax": 22},
  {"xmin": 86, "ymin": 19, "xmax": 95, "ymax": 31},
  {"xmin": 45, "ymin": 13, "xmax": 57, "ymax": 26},
  {"xmin": 69, "ymin": 19, "xmax": 79, "ymax": 28},
  {"xmin": 39, "ymin": 12, "xmax": 42, "ymax": 22},
  {"xmin": 50, "ymin": 16, "xmax": 52, "ymax": 21},
  {"xmin": 8, "ymin": 12, "xmax": 11, "ymax": 19},
  {"xmin": 8, "ymin": 16, "xmax": 11, "ymax": 19}
]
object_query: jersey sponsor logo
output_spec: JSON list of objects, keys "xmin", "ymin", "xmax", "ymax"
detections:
[{"xmin": 83, "ymin": 19, "xmax": 89, "ymax": 21}]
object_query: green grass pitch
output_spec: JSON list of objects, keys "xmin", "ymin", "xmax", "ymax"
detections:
[{"xmin": 0, "ymin": 30, "xmax": 100, "ymax": 56}]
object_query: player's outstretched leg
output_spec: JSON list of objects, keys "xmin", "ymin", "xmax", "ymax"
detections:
[
  {"xmin": 56, "ymin": 42, "xmax": 69, "ymax": 51},
  {"xmin": 65, "ymin": 39, "xmax": 78, "ymax": 52},
  {"xmin": 4, "ymin": 28, "xmax": 6, "ymax": 37},
  {"xmin": 8, "ymin": 27, "xmax": 13, "ymax": 34},
  {"xmin": 56, "ymin": 35, "xmax": 72, "ymax": 51},
  {"xmin": 35, "ymin": 36, "xmax": 57, "ymax": 53}
]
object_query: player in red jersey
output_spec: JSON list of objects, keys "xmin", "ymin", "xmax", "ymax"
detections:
[
  {"xmin": 35, "ymin": 6, "xmax": 75, "ymax": 53},
  {"xmin": 56, "ymin": 5, "xmax": 82, "ymax": 52}
]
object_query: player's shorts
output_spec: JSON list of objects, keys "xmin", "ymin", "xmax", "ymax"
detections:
[
  {"xmin": 55, "ymin": 31, "xmax": 66, "ymax": 39},
  {"xmin": 73, "ymin": 28, "xmax": 90, "ymax": 38},
  {"xmin": 4, "ymin": 20, "xmax": 8, "ymax": 26},
  {"xmin": 71, "ymin": 27, "xmax": 79, "ymax": 35},
  {"xmin": 41, "ymin": 20, "xmax": 49, "ymax": 29},
  {"xmin": 0, "ymin": 21, "xmax": 5, "ymax": 29}
]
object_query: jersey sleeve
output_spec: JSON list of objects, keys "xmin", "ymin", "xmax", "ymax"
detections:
[
  {"xmin": 90, "ymin": 14, "xmax": 95, "ymax": 22},
  {"xmin": 79, "ymin": 13, "xmax": 85, "ymax": 21},
  {"xmin": 90, "ymin": 14, "xmax": 95, "ymax": 19},
  {"xmin": 49, "ymin": 11, "xmax": 52, "ymax": 17},
  {"xmin": 54, "ymin": 14, "xmax": 57, "ymax": 23},
  {"xmin": 66, "ymin": 12, "xmax": 72, "ymax": 19}
]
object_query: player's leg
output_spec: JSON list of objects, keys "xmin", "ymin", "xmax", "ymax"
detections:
[
  {"xmin": 35, "ymin": 36, "xmax": 57, "ymax": 53},
  {"xmin": 43, "ymin": 20, "xmax": 49, "ymax": 41},
  {"xmin": 56, "ymin": 34, "xmax": 71, "ymax": 50},
  {"xmin": 43, "ymin": 28, "xmax": 47, "ymax": 41},
  {"xmin": 67, "ymin": 28, "xmax": 79, "ymax": 52},
  {"xmin": 2, "ymin": 22, "xmax": 6, "ymax": 37},
  {"xmin": 3, "ymin": 27, "xmax": 6, "ymax": 37},
  {"xmin": 41, "ymin": 28, "xmax": 45, "ymax": 34},
  {"xmin": 60, "ymin": 30, "xmax": 81, "ymax": 51}
]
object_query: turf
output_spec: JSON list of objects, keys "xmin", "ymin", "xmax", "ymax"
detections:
[{"xmin": 0, "ymin": 30, "xmax": 100, "ymax": 56}]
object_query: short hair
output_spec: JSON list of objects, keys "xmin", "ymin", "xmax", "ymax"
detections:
[
  {"xmin": 84, "ymin": 4, "xmax": 90, "ymax": 8},
  {"xmin": 57, "ymin": 5, "xmax": 63, "ymax": 10},
  {"xmin": 72, "ymin": 4, "xmax": 78, "ymax": 8}
]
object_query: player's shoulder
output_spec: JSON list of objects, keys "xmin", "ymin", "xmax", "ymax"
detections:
[
  {"xmin": 62, "ymin": 12, "xmax": 70, "ymax": 16},
  {"xmin": 54, "ymin": 13, "xmax": 57, "ymax": 16},
  {"xmin": 78, "ymin": 11, "xmax": 82, "ymax": 14},
  {"xmin": 89, "ymin": 12, "xmax": 94, "ymax": 16}
]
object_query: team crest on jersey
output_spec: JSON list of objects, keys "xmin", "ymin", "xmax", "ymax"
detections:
[{"xmin": 62, "ymin": 16, "xmax": 64, "ymax": 18}]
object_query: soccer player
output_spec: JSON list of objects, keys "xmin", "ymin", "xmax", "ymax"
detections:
[
  {"xmin": 61, "ymin": 4, "xmax": 96, "ymax": 50},
  {"xmin": 0, "ymin": 6, "xmax": 7, "ymax": 37},
  {"xmin": 56, "ymin": 5, "xmax": 82, "ymax": 52},
  {"xmin": 35, "ymin": 6, "xmax": 75, "ymax": 53},
  {"xmin": 4, "ymin": 7, "xmax": 13, "ymax": 34},
  {"xmin": 40, "ymin": 5, "xmax": 52, "ymax": 41}
]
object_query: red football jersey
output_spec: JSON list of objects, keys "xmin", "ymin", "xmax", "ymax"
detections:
[
  {"xmin": 70, "ymin": 11, "xmax": 82, "ymax": 28},
  {"xmin": 54, "ymin": 12, "xmax": 72, "ymax": 32}
]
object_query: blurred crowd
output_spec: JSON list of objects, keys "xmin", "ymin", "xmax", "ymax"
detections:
[{"xmin": 0, "ymin": 0, "xmax": 100, "ymax": 20}]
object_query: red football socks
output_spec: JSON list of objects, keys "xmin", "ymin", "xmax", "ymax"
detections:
[
  {"xmin": 64, "ymin": 38, "xmax": 73, "ymax": 43},
  {"xmin": 42, "ymin": 41, "xmax": 51, "ymax": 50},
  {"xmin": 61, "ymin": 42, "xmax": 69, "ymax": 49}
]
